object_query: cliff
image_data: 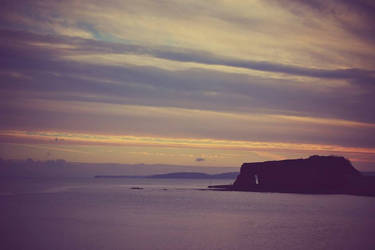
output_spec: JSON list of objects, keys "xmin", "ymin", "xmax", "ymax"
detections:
[{"xmin": 211, "ymin": 155, "xmax": 375, "ymax": 196}]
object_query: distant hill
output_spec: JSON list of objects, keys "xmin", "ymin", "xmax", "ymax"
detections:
[
  {"xmin": 95, "ymin": 171, "xmax": 239, "ymax": 179},
  {"xmin": 150, "ymin": 172, "xmax": 238, "ymax": 179}
]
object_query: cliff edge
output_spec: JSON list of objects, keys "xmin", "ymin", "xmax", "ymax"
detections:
[{"xmin": 211, "ymin": 155, "xmax": 375, "ymax": 196}]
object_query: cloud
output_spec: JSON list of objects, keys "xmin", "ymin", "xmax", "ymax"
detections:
[
  {"xmin": 2, "ymin": 130, "xmax": 375, "ymax": 156},
  {"xmin": 2, "ymin": 98, "xmax": 375, "ymax": 149},
  {"xmin": 1, "ymin": 29, "xmax": 375, "ymax": 149},
  {"xmin": 3, "ymin": 29, "xmax": 373, "ymax": 83},
  {"xmin": 269, "ymin": 0, "xmax": 375, "ymax": 44},
  {"xmin": 195, "ymin": 158, "xmax": 205, "ymax": 162},
  {"xmin": 0, "ymin": 0, "xmax": 374, "ymax": 167},
  {"xmin": 4, "ymin": 30, "xmax": 375, "ymax": 112},
  {"xmin": 2, "ymin": 0, "xmax": 375, "ymax": 69}
]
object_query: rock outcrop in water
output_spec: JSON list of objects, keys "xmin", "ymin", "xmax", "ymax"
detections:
[{"xmin": 210, "ymin": 155, "xmax": 375, "ymax": 196}]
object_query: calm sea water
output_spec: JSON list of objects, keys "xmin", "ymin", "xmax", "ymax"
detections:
[{"xmin": 0, "ymin": 177, "xmax": 374, "ymax": 250}]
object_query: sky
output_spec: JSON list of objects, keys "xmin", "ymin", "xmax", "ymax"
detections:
[{"xmin": 1, "ymin": 0, "xmax": 375, "ymax": 170}]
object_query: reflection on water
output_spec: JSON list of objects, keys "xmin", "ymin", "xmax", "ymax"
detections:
[{"xmin": 0, "ymin": 177, "xmax": 374, "ymax": 250}]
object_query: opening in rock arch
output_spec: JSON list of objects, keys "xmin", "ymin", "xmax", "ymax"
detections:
[{"xmin": 254, "ymin": 174, "xmax": 259, "ymax": 185}]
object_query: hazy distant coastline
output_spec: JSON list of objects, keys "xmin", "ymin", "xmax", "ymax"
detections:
[
  {"xmin": 0, "ymin": 158, "xmax": 238, "ymax": 178},
  {"xmin": 95, "ymin": 172, "xmax": 239, "ymax": 179}
]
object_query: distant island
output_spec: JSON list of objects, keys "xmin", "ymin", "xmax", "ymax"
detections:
[
  {"xmin": 209, "ymin": 155, "xmax": 375, "ymax": 197},
  {"xmin": 95, "ymin": 172, "xmax": 239, "ymax": 179}
]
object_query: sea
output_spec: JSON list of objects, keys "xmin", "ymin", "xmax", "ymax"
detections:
[{"xmin": 0, "ymin": 177, "xmax": 374, "ymax": 250}]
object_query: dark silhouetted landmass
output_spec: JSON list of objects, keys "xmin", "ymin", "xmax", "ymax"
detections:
[
  {"xmin": 95, "ymin": 172, "xmax": 238, "ymax": 179},
  {"xmin": 209, "ymin": 155, "xmax": 375, "ymax": 196},
  {"xmin": 150, "ymin": 172, "xmax": 238, "ymax": 179},
  {"xmin": 0, "ymin": 158, "xmax": 238, "ymax": 178},
  {"xmin": 362, "ymin": 172, "xmax": 375, "ymax": 176}
]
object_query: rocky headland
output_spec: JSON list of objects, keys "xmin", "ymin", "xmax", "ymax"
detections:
[{"xmin": 209, "ymin": 155, "xmax": 375, "ymax": 196}]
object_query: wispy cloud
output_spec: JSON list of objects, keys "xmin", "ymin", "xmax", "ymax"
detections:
[
  {"xmin": 1, "ymin": 0, "xmax": 374, "ymax": 168},
  {"xmin": 2, "ymin": 130, "xmax": 375, "ymax": 155}
]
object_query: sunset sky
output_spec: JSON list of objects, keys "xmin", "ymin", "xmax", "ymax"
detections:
[{"xmin": 1, "ymin": 0, "xmax": 375, "ymax": 170}]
